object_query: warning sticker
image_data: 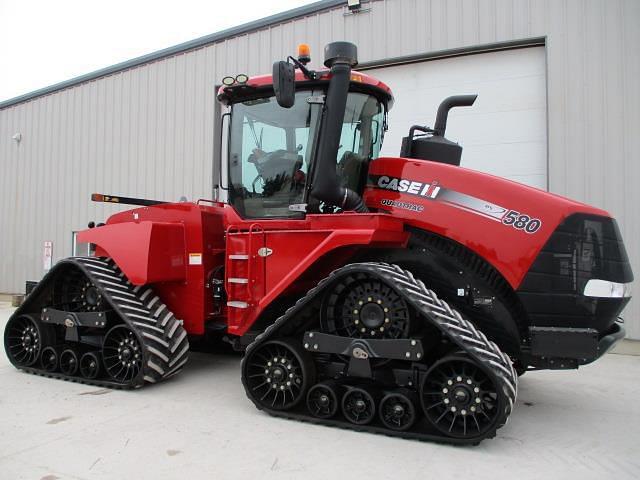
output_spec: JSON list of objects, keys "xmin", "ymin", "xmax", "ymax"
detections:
[{"xmin": 189, "ymin": 253, "xmax": 202, "ymax": 265}]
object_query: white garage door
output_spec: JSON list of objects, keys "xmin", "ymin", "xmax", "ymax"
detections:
[{"xmin": 368, "ymin": 47, "xmax": 547, "ymax": 190}]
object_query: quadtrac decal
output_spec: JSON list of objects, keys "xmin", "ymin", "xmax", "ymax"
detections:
[
  {"xmin": 380, "ymin": 198, "xmax": 424, "ymax": 212},
  {"xmin": 370, "ymin": 175, "xmax": 543, "ymax": 234}
]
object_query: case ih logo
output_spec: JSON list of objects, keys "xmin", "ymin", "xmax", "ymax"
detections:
[
  {"xmin": 371, "ymin": 174, "xmax": 543, "ymax": 234},
  {"xmin": 375, "ymin": 175, "xmax": 441, "ymax": 199}
]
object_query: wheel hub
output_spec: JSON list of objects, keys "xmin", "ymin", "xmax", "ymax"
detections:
[
  {"xmin": 360, "ymin": 303, "xmax": 385, "ymax": 329},
  {"xmin": 318, "ymin": 394, "xmax": 330, "ymax": 407},
  {"xmin": 21, "ymin": 327, "xmax": 38, "ymax": 352},
  {"xmin": 271, "ymin": 366, "xmax": 285, "ymax": 381},
  {"xmin": 453, "ymin": 387, "xmax": 471, "ymax": 405},
  {"xmin": 265, "ymin": 356, "xmax": 297, "ymax": 390},
  {"xmin": 354, "ymin": 399, "xmax": 367, "ymax": 412},
  {"xmin": 117, "ymin": 337, "xmax": 139, "ymax": 367},
  {"xmin": 85, "ymin": 286, "xmax": 100, "ymax": 306},
  {"xmin": 441, "ymin": 375, "xmax": 483, "ymax": 414},
  {"xmin": 82, "ymin": 282, "xmax": 102, "ymax": 311},
  {"xmin": 392, "ymin": 404, "xmax": 405, "ymax": 417}
]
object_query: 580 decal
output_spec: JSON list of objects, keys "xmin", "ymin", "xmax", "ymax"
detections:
[{"xmin": 502, "ymin": 210, "xmax": 542, "ymax": 234}]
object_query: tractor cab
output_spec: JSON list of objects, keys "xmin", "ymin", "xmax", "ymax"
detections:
[{"xmin": 217, "ymin": 43, "xmax": 393, "ymax": 218}]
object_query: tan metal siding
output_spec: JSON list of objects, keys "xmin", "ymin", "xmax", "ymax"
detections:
[{"xmin": 0, "ymin": 0, "xmax": 638, "ymax": 337}]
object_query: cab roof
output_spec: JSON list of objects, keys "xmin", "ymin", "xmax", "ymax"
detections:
[{"xmin": 217, "ymin": 68, "xmax": 394, "ymax": 108}]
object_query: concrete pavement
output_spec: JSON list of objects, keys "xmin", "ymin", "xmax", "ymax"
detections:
[{"xmin": 1, "ymin": 303, "xmax": 638, "ymax": 480}]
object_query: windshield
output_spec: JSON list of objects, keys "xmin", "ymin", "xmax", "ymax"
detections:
[
  {"xmin": 227, "ymin": 91, "xmax": 384, "ymax": 218},
  {"xmin": 336, "ymin": 92, "xmax": 385, "ymax": 193},
  {"xmin": 228, "ymin": 91, "xmax": 318, "ymax": 218}
]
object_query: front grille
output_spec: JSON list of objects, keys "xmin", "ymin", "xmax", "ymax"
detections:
[{"xmin": 517, "ymin": 214, "xmax": 633, "ymax": 332}]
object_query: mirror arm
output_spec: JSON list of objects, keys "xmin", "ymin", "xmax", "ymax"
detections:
[{"xmin": 287, "ymin": 56, "xmax": 318, "ymax": 80}]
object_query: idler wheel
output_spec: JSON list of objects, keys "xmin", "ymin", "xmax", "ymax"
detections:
[
  {"xmin": 80, "ymin": 351, "xmax": 102, "ymax": 379},
  {"xmin": 60, "ymin": 349, "xmax": 79, "ymax": 376},
  {"xmin": 421, "ymin": 355, "xmax": 504, "ymax": 439},
  {"xmin": 40, "ymin": 346, "xmax": 59, "ymax": 372},
  {"xmin": 379, "ymin": 390, "xmax": 418, "ymax": 431},
  {"xmin": 4, "ymin": 315, "xmax": 44, "ymax": 367},
  {"xmin": 307, "ymin": 382, "xmax": 340, "ymax": 419},
  {"xmin": 243, "ymin": 338, "xmax": 315, "ymax": 411},
  {"xmin": 102, "ymin": 325, "xmax": 143, "ymax": 383},
  {"xmin": 341, "ymin": 387, "xmax": 377, "ymax": 425}
]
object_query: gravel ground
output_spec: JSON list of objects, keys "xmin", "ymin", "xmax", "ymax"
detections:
[{"xmin": 1, "ymin": 303, "xmax": 638, "ymax": 480}]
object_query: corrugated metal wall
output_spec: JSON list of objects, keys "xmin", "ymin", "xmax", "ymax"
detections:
[{"xmin": 1, "ymin": 0, "xmax": 638, "ymax": 337}]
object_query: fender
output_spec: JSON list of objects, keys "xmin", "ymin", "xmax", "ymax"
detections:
[
  {"xmin": 364, "ymin": 157, "xmax": 610, "ymax": 289},
  {"xmin": 77, "ymin": 221, "xmax": 186, "ymax": 285}
]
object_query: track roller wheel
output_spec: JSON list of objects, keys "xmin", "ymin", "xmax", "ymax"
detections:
[
  {"xmin": 102, "ymin": 325, "xmax": 143, "ymax": 383},
  {"xmin": 306, "ymin": 381, "xmax": 340, "ymax": 419},
  {"xmin": 40, "ymin": 347, "xmax": 59, "ymax": 372},
  {"xmin": 421, "ymin": 355, "xmax": 504, "ymax": 439},
  {"xmin": 80, "ymin": 352, "xmax": 102, "ymax": 379},
  {"xmin": 341, "ymin": 386, "xmax": 377, "ymax": 425},
  {"xmin": 4, "ymin": 315, "xmax": 45, "ymax": 367},
  {"xmin": 60, "ymin": 349, "xmax": 79, "ymax": 376},
  {"xmin": 244, "ymin": 338, "xmax": 315, "ymax": 411},
  {"xmin": 379, "ymin": 390, "xmax": 418, "ymax": 431}
]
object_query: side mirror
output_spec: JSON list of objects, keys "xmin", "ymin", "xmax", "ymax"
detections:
[{"xmin": 273, "ymin": 61, "xmax": 295, "ymax": 108}]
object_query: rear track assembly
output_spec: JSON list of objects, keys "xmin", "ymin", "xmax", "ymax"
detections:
[{"xmin": 3, "ymin": 257, "xmax": 189, "ymax": 389}]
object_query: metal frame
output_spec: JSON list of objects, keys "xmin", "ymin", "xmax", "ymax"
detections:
[
  {"xmin": 357, "ymin": 37, "xmax": 550, "ymax": 191},
  {"xmin": 357, "ymin": 37, "xmax": 546, "ymax": 70}
]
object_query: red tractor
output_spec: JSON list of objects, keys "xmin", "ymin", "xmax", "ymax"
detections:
[{"xmin": 4, "ymin": 42, "xmax": 633, "ymax": 443}]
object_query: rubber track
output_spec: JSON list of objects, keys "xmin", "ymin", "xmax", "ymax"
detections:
[
  {"xmin": 241, "ymin": 262, "xmax": 517, "ymax": 444},
  {"xmin": 9, "ymin": 256, "xmax": 189, "ymax": 388}
]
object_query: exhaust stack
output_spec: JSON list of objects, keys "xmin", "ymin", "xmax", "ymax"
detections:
[
  {"xmin": 309, "ymin": 42, "xmax": 368, "ymax": 213},
  {"xmin": 400, "ymin": 94, "xmax": 477, "ymax": 166}
]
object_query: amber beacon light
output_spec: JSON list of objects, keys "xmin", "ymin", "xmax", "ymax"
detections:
[{"xmin": 297, "ymin": 43, "xmax": 311, "ymax": 65}]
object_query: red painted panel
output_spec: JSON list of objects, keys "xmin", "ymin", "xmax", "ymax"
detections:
[
  {"xmin": 80, "ymin": 202, "xmax": 229, "ymax": 335},
  {"xmin": 363, "ymin": 157, "xmax": 609, "ymax": 289},
  {"xmin": 78, "ymin": 221, "xmax": 186, "ymax": 284},
  {"xmin": 224, "ymin": 214, "xmax": 408, "ymax": 336}
]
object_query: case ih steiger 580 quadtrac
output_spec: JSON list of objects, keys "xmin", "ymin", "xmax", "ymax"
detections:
[{"xmin": 4, "ymin": 42, "xmax": 633, "ymax": 444}]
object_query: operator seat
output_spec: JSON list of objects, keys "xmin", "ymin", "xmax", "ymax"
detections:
[{"xmin": 338, "ymin": 151, "xmax": 368, "ymax": 192}]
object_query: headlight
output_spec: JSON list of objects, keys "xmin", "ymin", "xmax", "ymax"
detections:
[{"xmin": 583, "ymin": 279, "xmax": 632, "ymax": 298}]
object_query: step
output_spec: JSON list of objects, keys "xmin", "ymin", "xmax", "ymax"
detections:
[
  {"xmin": 227, "ymin": 301, "xmax": 249, "ymax": 309},
  {"xmin": 228, "ymin": 278, "xmax": 249, "ymax": 284},
  {"xmin": 228, "ymin": 254, "xmax": 249, "ymax": 260}
]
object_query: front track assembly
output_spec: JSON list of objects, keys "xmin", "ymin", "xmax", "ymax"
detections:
[
  {"xmin": 242, "ymin": 262, "xmax": 517, "ymax": 444},
  {"xmin": 3, "ymin": 257, "xmax": 189, "ymax": 389}
]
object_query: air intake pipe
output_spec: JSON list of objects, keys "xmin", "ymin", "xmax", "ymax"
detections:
[
  {"xmin": 433, "ymin": 94, "xmax": 477, "ymax": 136},
  {"xmin": 310, "ymin": 42, "xmax": 368, "ymax": 213}
]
